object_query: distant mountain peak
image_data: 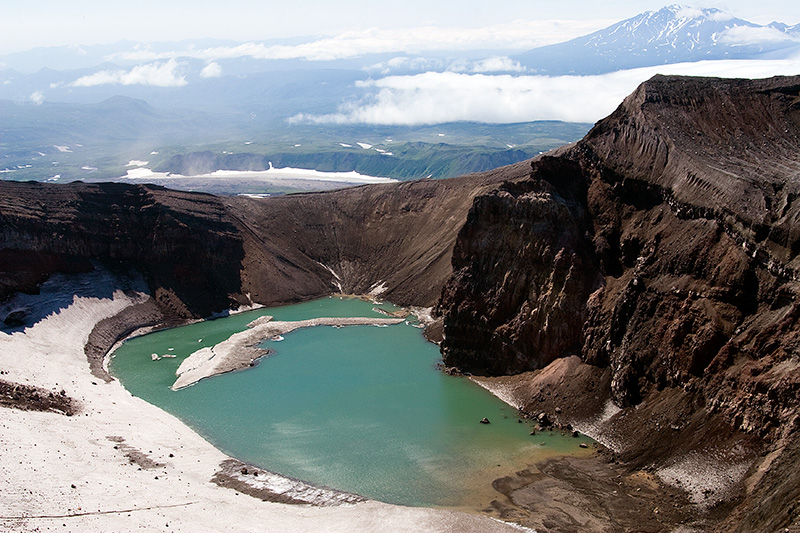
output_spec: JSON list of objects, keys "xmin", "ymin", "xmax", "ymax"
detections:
[
  {"xmin": 515, "ymin": 4, "xmax": 799, "ymax": 75},
  {"xmin": 582, "ymin": 4, "xmax": 753, "ymax": 51}
]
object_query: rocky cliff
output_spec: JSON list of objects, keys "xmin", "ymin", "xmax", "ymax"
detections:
[
  {"xmin": 437, "ymin": 75, "xmax": 800, "ymax": 531},
  {"xmin": 0, "ymin": 182, "xmax": 246, "ymax": 319}
]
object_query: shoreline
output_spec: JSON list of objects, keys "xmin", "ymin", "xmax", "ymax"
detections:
[
  {"xmin": 172, "ymin": 315, "xmax": 405, "ymax": 390},
  {"xmin": 0, "ymin": 272, "xmax": 525, "ymax": 532}
]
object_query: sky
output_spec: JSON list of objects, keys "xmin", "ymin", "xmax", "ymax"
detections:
[
  {"xmin": 2, "ymin": 0, "xmax": 800, "ymax": 54},
  {"xmin": 3, "ymin": 1, "xmax": 800, "ymax": 125}
]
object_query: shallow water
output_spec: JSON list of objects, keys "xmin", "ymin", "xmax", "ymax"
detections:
[{"xmin": 110, "ymin": 297, "xmax": 592, "ymax": 508}]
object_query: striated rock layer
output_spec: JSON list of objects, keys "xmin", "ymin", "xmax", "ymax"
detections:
[{"xmin": 437, "ymin": 75, "xmax": 800, "ymax": 531}]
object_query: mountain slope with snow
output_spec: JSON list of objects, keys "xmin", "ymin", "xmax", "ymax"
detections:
[{"xmin": 516, "ymin": 5, "xmax": 800, "ymax": 74}]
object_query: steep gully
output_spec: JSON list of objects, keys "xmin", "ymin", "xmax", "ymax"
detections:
[{"xmin": 1, "ymin": 75, "xmax": 799, "ymax": 531}]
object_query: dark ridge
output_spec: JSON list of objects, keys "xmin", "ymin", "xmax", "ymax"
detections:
[{"xmin": 0, "ymin": 379, "xmax": 77, "ymax": 416}]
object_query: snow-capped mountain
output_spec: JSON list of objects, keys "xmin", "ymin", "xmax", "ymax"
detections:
[{"xmin": 515, "ymin": 5, "xmax": 800, "ymax": 74}]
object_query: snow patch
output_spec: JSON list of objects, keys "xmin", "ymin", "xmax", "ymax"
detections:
[
  {"xmin": 571, "ymin": 399, "xmax": 625, "ymax": 453},
  {"xmin": 657, "ymin": 451, "xmax": 751, "ymax": 508},
  {"xmin": 367, "ymin": 281, "xmax": 387, "ymax": 297},
  {"xmin": 124, "ymin": 167, "xmax": 170, "ymax": 180},
  {"xmin": 318, "ymin": 263, "xmax": 344, "ymax": 292}
]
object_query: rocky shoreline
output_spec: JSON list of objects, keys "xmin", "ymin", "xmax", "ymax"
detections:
[
  {"xmin": 75, "ymin": 285, "xmax": 701, "ymax": 531},
  {"xmin": 473, "ymin": 370, "xmax": 725, "ymax": 531}
]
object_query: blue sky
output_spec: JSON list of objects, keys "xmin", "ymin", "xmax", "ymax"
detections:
[{"xmin": 2, "ymin": 1, "xmax": 799, "ymax": 54}]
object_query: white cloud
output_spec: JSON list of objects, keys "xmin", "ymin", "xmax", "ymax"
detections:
[
  {"xmin": 468, "ymin": 56, "xmax": 526, "ymax": 73},
  {"xmin": 200, "ymin": 61, "xmax": 222, "ymax": 78},
  {"xmin": 290, "ymin": 58, "xmax": 800, "ymax": 125},
  {"xmin": 718, "ymin": 26, "xmax": 799, "ymax": 45},
  {"xmin": 291, "ymin": 71, "xmax": 615, "ymax": 125},
  {"xmin": 707, "ymin": 10, "xmax": 736, "ymax": 22},
  {"xmin": 108, "ymin": 19, "xmax": 611, "ymax": 63},
  {"xmin": 365, "ymin": 56, "xmax": 446, "ymax": 75},
  {"xmin": 70, "ymin": 59, "xmax": 187, "ymax": 87},
  {"xmin": 29, "ymin": 91, "xmax": 44, "ymax": 105},
  {"xmin": 675, "ymin": 6, "xmax": 705, "ymax": 20},
  {"xmin": 366, "ymin": 55, "xmax": 526, "ymax": 75}
]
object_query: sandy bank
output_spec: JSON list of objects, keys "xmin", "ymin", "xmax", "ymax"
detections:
[
  {"xmin": 172, "ymin": 315, "xmax": 405, "ymax": 390},
  {"xmin": 0, "ymin": 271, "xmax": 528, "ymax": 533}
]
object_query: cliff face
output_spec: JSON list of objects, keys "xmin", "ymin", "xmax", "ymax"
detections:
[
  {"xmin": 438, "ymin": 75, "xmax": 800, "ymax": 431},
  {"xmin": 0, "ymin": 182, "xmax": 246, "ymax": 318},
  {"xmin": 436, "ymin": 75, "xmax": 800, "ymax": 531},
  {"xmin": 0, "ymin": 163, "xmax": 524, "ymax": 323},
  {"xmin": 436, "ymin": 159, "xmax": 602, "ymax": 374}
]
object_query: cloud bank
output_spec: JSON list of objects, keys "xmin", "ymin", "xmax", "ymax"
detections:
[
  {"xmin": 718, "ymin": 26, "xmax": 799, "ymax": 45},
  {"xmin": 290, "ymin": 58, "xmax": 800, "ymax": 125},
  {"xmin": 109, "ymin": 20, "xmax": 610, "ymax": 63},
  {"xmin": 467, "ymin": 57, "xmax": 526, "ymax": 73},
  {"xmin": 70, "ymin": 59, "xmax": 187, "ymax": 87}
]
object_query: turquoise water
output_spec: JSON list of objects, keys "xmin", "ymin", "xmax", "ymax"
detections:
[{"xmin": 110, "ymin": 297, "xmax": 591, "ymax": 508}]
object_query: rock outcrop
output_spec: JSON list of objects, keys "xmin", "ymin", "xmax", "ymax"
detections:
[
  {"xmin": 0, "ymin": 182, "xmax": 246, "ymax": 319},
  {"xmin": 436, "ymin": 158, "xmax": 602, "ymax": 375}
]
